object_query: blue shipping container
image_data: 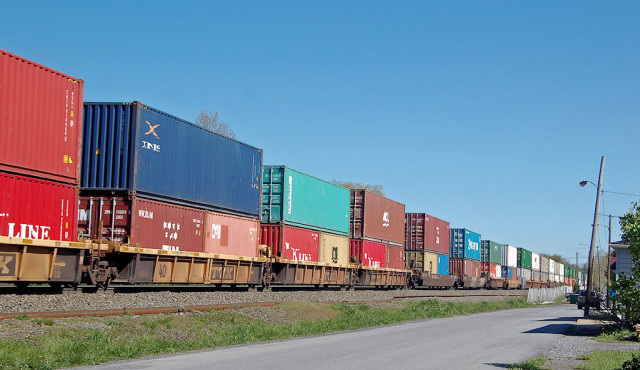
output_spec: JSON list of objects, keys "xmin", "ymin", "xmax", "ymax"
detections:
[
  {"xmin": 502, "ymin": 266, "xmax": 513, "ymax": 280},
  {"xmin": 450, "ymin": 228, "xmax": 481, "ymax": 261},
  {"xmin": 437, "ymin": 254, "xmax": 449, "ymax": 275},
  {"xmin": 81, "ymin": 102, "xmax": 262, "ymax": 218}
]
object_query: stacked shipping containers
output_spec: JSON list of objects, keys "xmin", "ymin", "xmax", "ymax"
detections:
[
  {"xmin": 404, "ymin": 213, "xmax": 450, "ymax": 275},
  {"xmin": 79, "ymin": 101, "xmax": 264, "ymax": 257},
  {"xmin": 502, "ymin": 245, "xmax": 518, "ymax": 281},
  {"xmin": 481, "ymin": 240, "xmax": 502, "ymax": 279},
  {"xmin": 450, "ymin": 229, "xmax": 481, "ymax": 278},
  {"xmin": 531, "ymin": 253, "xmax": 541, "ymax": 282},
  {"xmin": 350, "ymin": 190, "xmax": 406, "ymax": 269},
  {"xmin": 0, "ymin": 49, "xmax": 84, "ymax": 243},
  {"xmin": 517, "ymin": 248, "xmax": 532, "ymax": 281},
  {"xmin": 260, "ymin": 166, "xmax": 350, "ymax": 265},
  {"xmin": 540, "ymin": 256, "xmax": 549, "ymax": 282}
]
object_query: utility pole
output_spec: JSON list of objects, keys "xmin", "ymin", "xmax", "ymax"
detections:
[
  {"xmin": 585, "ymin": 156, "xmax": 605, "ymax": 317},
  {"xmin": 606, "ymin": 215, "xmax": 612, "ymax": 308},
  {"xmin": 576, "ymin": 252, "xmax": 580, "ymax": 289}
]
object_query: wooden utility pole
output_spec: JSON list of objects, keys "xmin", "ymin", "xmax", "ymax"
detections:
[
  {"xmin": 606, "ymin": 215, "xmax": 612, "ymax": 308},
  {"xmin": 585, "ymin": 156, "xmax": 605, "ymax": 317}
]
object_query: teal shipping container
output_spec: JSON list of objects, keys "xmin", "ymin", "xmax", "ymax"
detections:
[
  {"xmin": 261, "ymin": 166, "xmax": 350, "ymax": 235},
  {"xmin": 481, "ymin": 240, "xmax": 502, "ymax": 265},
  {"xmin": 517, "ymin": 248, "xmax": 532, "ymax": 270}
]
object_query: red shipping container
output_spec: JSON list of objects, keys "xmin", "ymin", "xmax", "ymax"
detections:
[
  {"xmin": 481, "ymin": 262, "xmax": 501, "ymax": 278},
  {"xmin": 404, "ymin": 213, "xmax": 450, "ymax": 254},
  {"xmin": 349, "ymin": 239, "xmax": 386, "ymax": 268},
  {"xmin": 260, "ymin": 224, "xmax": 319, "ymax": 262},
  {"xmin": 204, "ymin": 212, "xmax": 259, "ymax": 258},
  {"xmin": 350, "ymin": 190, "xmax": 405, "ymax": 246},
  {"xmin": 0, "ymin": 49, "xmax": 84, "ymax": 184},
  {"xmin": 386, "ymin": 244, "xmax": 404, "ymax": 270},
  {"xmin": 78, "ymin": 195, "xmax": 204, "ymax": 252},
  {"xmin": 0, "ymin": 172, "xmax": 78, "ymax": 241},
  {"xmin": 449, "ymin": 258, "xmax": 482, "ymax": 278}
]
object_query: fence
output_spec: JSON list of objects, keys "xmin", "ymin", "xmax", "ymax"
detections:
[{"xmin": 527, "ymin": 286, "xmax": 572, "ymax": 302}]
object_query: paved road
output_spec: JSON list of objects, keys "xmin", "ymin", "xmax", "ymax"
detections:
[{"xmin": 81, "ymin": 304, "xmax": 580, "ymax": 370}]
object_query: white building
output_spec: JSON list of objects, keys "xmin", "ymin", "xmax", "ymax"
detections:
[{"xmin": 611, "ymin": 242, "xmax": 635, "ymax": 278}]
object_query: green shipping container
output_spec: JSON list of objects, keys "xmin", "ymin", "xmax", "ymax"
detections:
[
  {"xmin": 261, "ymin": 166, "xmax": 350, "ymax": 235},
  {"xmin": 481, "ymin": 240, "xmax": 502, "ymax": 265},
  {"xmin": 517, "ymin": 248, "xmax": 532, "ymax": 270}
]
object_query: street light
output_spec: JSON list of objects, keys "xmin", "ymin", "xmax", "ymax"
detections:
[{"xmin": 579, "ymin": 156, "xmax": 605, "ymax": 317}]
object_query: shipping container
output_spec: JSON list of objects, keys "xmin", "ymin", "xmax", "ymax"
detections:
[
  {"xmin": 81, "ymin": 102, "xmax": 262, "ymax": 218},
  {"xmin": 517, "ymin": 248, "xmax": 532, "ymax": 269},
  {"xmin": 481, "ymin": 240, "xmax": 502, "ymax": 265},
  {"xmin": 318, "ymin": 232, "xmax": 349, "ymax": 266},
  {"xmin": 541, "ymin": 271, "xmax": 549, "ymax": 282},
  {"xmin": 549, "ymin": 259, "xmax": 556, "ymax": 275},
  {"xmin": 203, "ymin": 212, "xmax": 259, "ymax": 258},
  {"xmin": 482, "ymin": 263, "xmax": 502, "ymax": 278},
  {"xmin": 518, "ymin": 268, "xmax": 532, "ymax": 281},
  {"xmin": 502, "ymin": 266, "xmax": 513, "ymax": 280},
  {"xmin": 350, "ymin": 239, "xmax": 386, "ymax": 268},
  {"xmin": 449, "ymin": 258, "xmax": 482, "ymax": 278},
  {"xmin": 405, "ymin": 251, "xmax": 424, "ymax": 270},
  {"xmin": 261, "ymin": 166, "xmax": 349, "ymax": 235},
  {"xmin": 437, "ymin": 254, "xmax": 449, "ymax": 275},
  {"xmin": 1, "ymin": 172, "xmax": 78, "ymax": 241},
  {"xmin": 501, "ymin": 244, "xmax": 518, "ymax": 268},
  {"xmin": 351, "ymin": 190, "xmax": 405, "ymax": 246},
  {"xmin": 0, "ymin": 49, "xmax": 84, "ymax": 184},
  {"xmin": 450, "ymin": 229, "xmax": 481, "ymax": 261},
  {"xmin": 540, "ymin": 256, "xmax": 549, "ymax": 273},
  {"xmin": 78, "ymin": 195, "xmax": 204, "ymax": 252},
  {"xmin": 423, "ymin": 251, "xmax": 440, "ymax": 274},
  {"xmin": 260, "ymin": 224, "xmax": 319, "ymax": 262},
  {"xmin": 531, "ymin": 253, "xmax": 540, "ymax": 271},
  {"xmin": 386, "ymin": 244, "xmax": 404, "ymax": 270},
  {"xmin": 532, "ymin": 270, "xmax": 541, "ymax": 281},
  {"xmin": 558, "ymin": 263, "xmax": 565, "ymax": 278},
  {"xmin": 404, "ymin": 213, "xmax": 450, "ymax": 254}
]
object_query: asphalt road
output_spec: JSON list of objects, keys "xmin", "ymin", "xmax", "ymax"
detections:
[{"xmin": 81, "ymin": 304, "xmax": 580, "ymax": 370}]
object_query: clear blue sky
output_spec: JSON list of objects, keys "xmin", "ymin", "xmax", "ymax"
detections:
[{"xmin": 2, "ymin": 1, "xmax": 638, "ymax": 265}]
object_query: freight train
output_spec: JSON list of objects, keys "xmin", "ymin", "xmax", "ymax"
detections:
[{"xmin": 0, "ymin": 48, "xmax": 583, "ymax": 292}]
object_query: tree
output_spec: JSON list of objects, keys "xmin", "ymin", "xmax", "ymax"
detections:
[
  {"xmin": 195, "ymin": 110, "xmax": 236, "ymax": 139},
  {"xmin": 611, "ymin": 201, "xmax": 640, "ymax": 326},
  {"xmin": 331, "ymin": 180, "xmax": 384, "ymax": 196}
]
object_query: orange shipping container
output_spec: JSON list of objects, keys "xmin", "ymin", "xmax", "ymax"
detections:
[{"xmin": 204, "ymin": 212, "xmax": 259, "ymax": 258}]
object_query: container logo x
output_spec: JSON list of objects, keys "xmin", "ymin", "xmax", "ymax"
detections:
[
  {"xmin": 0, "ymin": 255, "xmax": 14, "ymax": 275},
  {"xmin": 145, "ymin": 121, "xmax": 160, "ymax": 139}
]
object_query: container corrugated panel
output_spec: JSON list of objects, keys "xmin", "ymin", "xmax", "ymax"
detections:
[
  {"xmin": 1, "ymin": 172, "xmax": 78, "ymax": 241},
  {"xmin": 261, "ymin": 166, "xmax": 349, "ymax": 235},
  {"xmin": 349, "ymin": 239, "xmax": 386, "ymax": 268},
  {"xmin": 517, "ymin": 248, "xmax": 532, "ymax": 269},
  {"xmin": 540, "ymin": 256, "xmax": 549, "ymax": 273},
  {"xmin": 480, "ymin": 240, "xmax": 502, "ymax": 265},
  {"xmin": 203, "ymin": 212, "xmax": 259, "ymax": 257},
  {"xmin": 482, "ymin": 263, "xmax": 502, "ymax": 278},
  {"xmin": 405, "ymin": 251, "xmax": 424, "ymax": 270},
  {"xmin": 437, "ymin": 254, "xmax": 449, "ymax": 275},
  {"xmin": 259, "ymin": 224, "xmax": 319, "ymax": 262},
  {"xmin": 518, "ymin": 268, "xmax": 532, "ymax": 280},
  {"xmin": 549, "ymin": 259, "xmax": 556, "ymax": 275},
  {"xmin": 351, "ymin": 190, "xmax": 405, "ymax": 246},
  {"xmin": 450, "ymin": 229, "xmax": 481, "ymax": 261},
  {"xmin": 449, "ymin": 258, "xmax": 482, "ymax": 278},
  {"xmin": 404, "ymin": 213, "xmax": 450, "ymax": 254},
  {"xmin": 318, "ymin": 232, "xmax": 349, "ymax": 266},
  {"xmin": 558, "ymin": 263, "xmax": 564, "ymax": 277},
  {"xmin": 423, "ymin": 251, "xmax": 440, "ymax": 274},
  {"xmin": 78, "ymin": 195, "xmax": 204, "ymax": 252},
  {"xmin": 501, "ymin": 245, "xmax": 518, "ymax": 268},
  {"xmin": 532, "ymin": 270, "xmax": 541, "ymax": 281},
  {"xmin": 531, "ymin": 253, "xmax": 540, "ymax": 271},
  {"xmin": 81, "ymin": 102, "xmax": 262, "ymax": 218},
  {"xmin": 0, "ymin": 49, "xmax": 84, "ymax": 184},
  {"xmin": 386, "ymin": 244, "xmax": 404, "ymax": 270},
  {"xmin": 541, "ymin": 271, "xmax": 549, "ymax": 282}
]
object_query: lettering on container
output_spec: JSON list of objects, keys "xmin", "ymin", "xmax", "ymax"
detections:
[
  {"xmin": 144, "ymin": 121, "xmax": 160, "ymax": 139},
  {"xmin": 78, "ymin": 209, "xmax": 88, "ymax": 222},
  {"xmin": 0, "ymin": 254, "xmax": 15, "ymax": 275},
  {"xmin": 211, "ymin": 224, "xmax": 221, "ymax": 240},
  {"xmin": 284, "ymin": 242, "xmax": 311, "ymax": 262},
  {"xmin": 364, "ymin": 253, "xmax": 381, "ymax": 268},
  {"xmin": 139, "ymin": 210, "xmax": 154, "ymax": 219},
  {"xmin": 468, "ymin": 239, "xmax": 479, "ymax": 252},
  {"xmin": 382, "ymin": 212, "xmax": 390, "ymax": 227},
  {"xmin": 141, "ymin": 140, "xmax": 160, "ymax": 152},
  {"xmin": 287, "ymin": 176, "xmax": 293, "ymax": 215},
  {"xmin": 332, "ymin": 247, "xmax": 338, "ymax": 263},
  {"xmin": 6, "ymin": 223, "xmax": 51, "ymax": 240},
  {"xmin": 162, "ymin": 245, "xmax": 179, "ymax": 251},
  {"xmin": 163, "ymin": 221, "xmax": 180, "ymax": 240}
]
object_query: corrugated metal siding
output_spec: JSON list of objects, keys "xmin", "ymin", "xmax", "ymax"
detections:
[
  {"xmin": 203, "ymin": 212, "xmax": 259, "ymax": 257},
  {"xmin": 318, "ymin": 232, "xmax": 349, "ymax": 266},
  {"xmin": 260, "ymin": 224, "xmax": 319, "ymax": 262},
  {"xmin": 517, "ymin": 248, "xmax": 532, "ymax": 269},
  {"xmin": 450, "ymin": 229, "xmax": 481, "ymax": 261},
  {"xmin": 531, "ymin": 253, "xmax": 540, "ymax": 271},
  {"xmin": 481, "ymin": 240, "xmax": 501, "ymax": 265},
  {"xmin": 261, "ymin": 166, "xmax": 350, "ymax": 235},
  {"xmin": 0, "ymin": 172, "xmax": 78, "ymax": 241},
  {"xmin": 437, "ymin": 254, "xmax": 449, "ymax": 275},
  {"xmin": 0, "ymin": 49, "xmax": 84, "ymax": 184},
  {"xmin": 404, "ymin": 213, "xmax": 450, "ymax": 254},
  {"xmin": 350, "ymin": 190, "xmax": 405, "ymax": 245},
  {"xmin": 423, "ymin": 251, "xmax": 439, "ymax": 274},
  {"xmin": 350, "ymin": 239, "xmax": 386, "ymax": 268},
  {"xmin": 501, "ymin": 245, "xmax": 518, "ymax": 268},
  {"xmin": 81, "ymin": 102, "xmax": 262, "ymax": 218}
]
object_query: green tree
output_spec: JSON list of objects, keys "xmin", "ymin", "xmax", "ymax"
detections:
[
  {"xmin": 612, "ymin": 201, "xmax": 640, "ymax": 326},
  {"xmin": 331, "ymin": 180, "xmax": 384, "ymax": 196}
]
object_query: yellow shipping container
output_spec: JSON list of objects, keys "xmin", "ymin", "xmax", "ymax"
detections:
[
  {"xmin": 423, "ymin": 251, "xmax": 439, "ymax": 274},
  {"xmin": 318, "ymin": 232, "xmax": 349, "ymax": 266}
]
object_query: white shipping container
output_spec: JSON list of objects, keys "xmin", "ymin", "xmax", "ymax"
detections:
[
  {"xmin": 501, "ymin": 244, "xmax": 518, "ymax": 268},
  {"xmin": 531, "ymin": 253, "xmax": 540, "ymax": 271},
  {"xmin": 559, "ymin": 263, "xmax": 564, "ymax": 278},
  {"xmin": 549, "ymin": 260, "xmax": 556, "ymax": 275},
  {"xmin": 495, "ymin": 264, "xmax": 502, "ymax": 278},
  {"xmin": 518, "ymin": 268, "xmax": 532, "ymax": 280}
]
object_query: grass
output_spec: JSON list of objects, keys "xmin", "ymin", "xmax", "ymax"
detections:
[
  {"xmin": 509, "ymin": 355, "xmax": 547, "ymax": 370},
  {"xmin": 0, "ymin": 298, "xmax": 533, "ymax": 369},
  {"xmin": 578, "ymin": 350, "xmax": 640, "ymax": 370},
  {"xmin": 596, "ymin": 325, "xmax": 638, "ymax": 343}
]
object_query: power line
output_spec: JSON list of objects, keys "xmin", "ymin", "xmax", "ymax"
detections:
[{"xmin": 602, "ymin": 190, "xmax": 640, "ymax": 197}]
